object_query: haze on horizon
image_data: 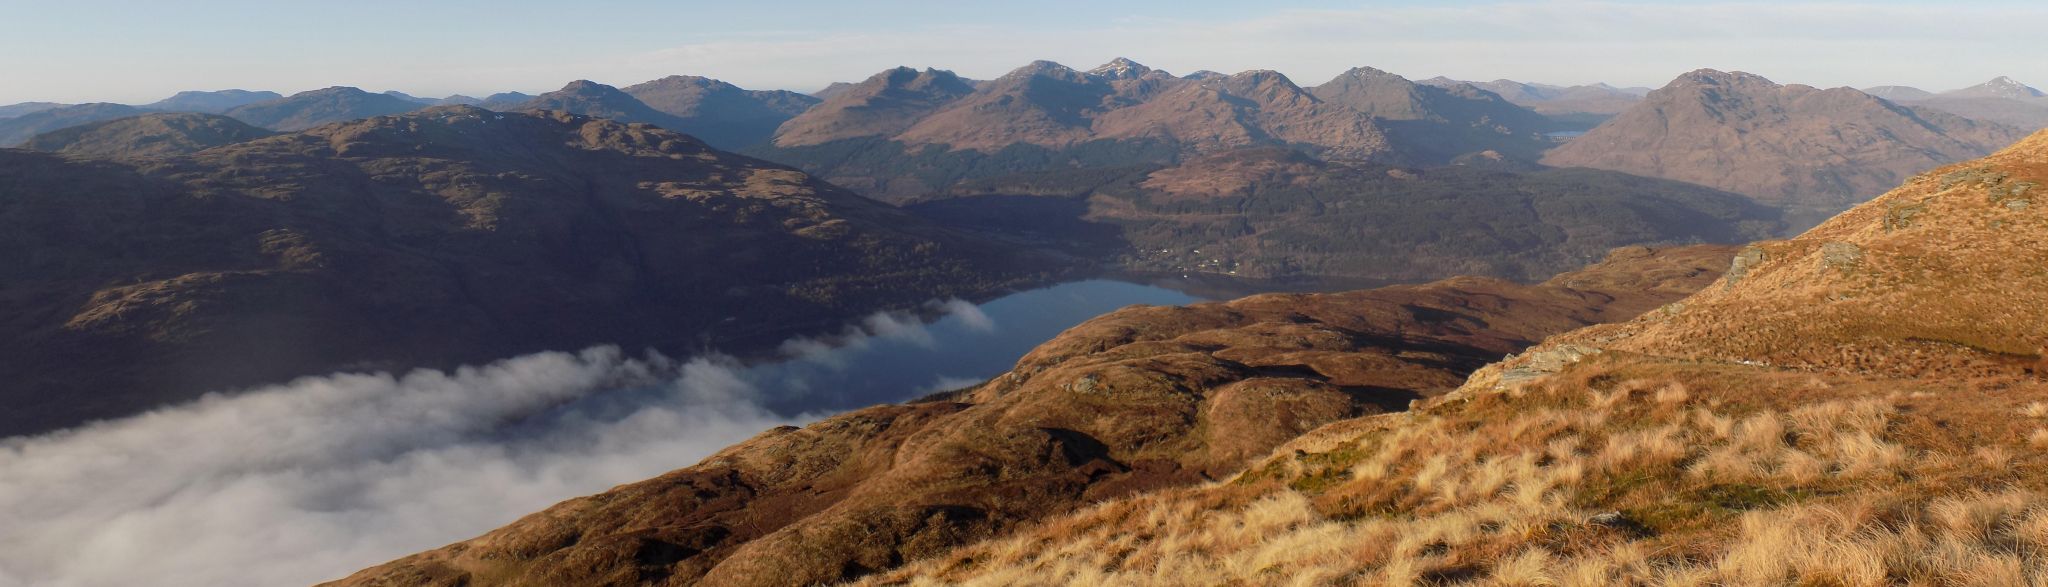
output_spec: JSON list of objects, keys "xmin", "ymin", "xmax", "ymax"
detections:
[{"xmin": 5, "ymin": 0, "xmax": 2048, "ymax": 105}]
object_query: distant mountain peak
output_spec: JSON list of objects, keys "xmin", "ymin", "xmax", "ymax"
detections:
[
  {"xmin": 555, "ymin": 79, "xmax": 615, "ymax": 93},
  {"xmin": 1002, "ymin": 60, "xmax": 1083, "ymax": 81},
  {"xmin": 1671, "ymin": 69, "xmax": 1776, "ymax": 88},
  {"xmin": 1336, "ymin": 66, "xmax": 1406, "ymax": 81},
  {"xmin": 1947, "ymin": 76, "xmax": 2045, "ymax": 99},
  {"xmin": 1087, "ymin": 57, "xmax": 1155, "ymax": 80},
  {"xmin": 642, "ymin": 74, "xmax": 738, "ymax": 91},
  {"xmin": 302, "ymin": 86, "xmax": 373, "ymax": 96},
  {"xmin": 1862, "ymin": 85, "xmax": 1934, "ymax": 101},
  {"xmin": 143, "ymin": 89, "xmax": 283, "ymax": 114},
  {"xmin": 1225, "ymin": 69, "xmax": 1297, "ymax": 85},
  {"xmin": 868, "ymin": 66, "xmax": 967, "ymax": 89}
]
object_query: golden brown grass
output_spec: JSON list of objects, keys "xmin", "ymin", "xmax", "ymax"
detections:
[{"xmin": 853, "ymin": 359, "xmax": 2048, "ymax": 586}]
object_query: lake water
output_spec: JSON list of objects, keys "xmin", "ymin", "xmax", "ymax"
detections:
[
  {"xmin": 524, "ymin": 279, "xmax": 1206, "ymax": 427},
  {"xmin": 742, "ymin": 279, "xmax": 1205, "ymax": 413}
]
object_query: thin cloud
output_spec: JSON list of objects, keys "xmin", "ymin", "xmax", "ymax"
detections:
[{"xmin": 0, "ymin": 300, "xmax": 999, "ymax": 587}]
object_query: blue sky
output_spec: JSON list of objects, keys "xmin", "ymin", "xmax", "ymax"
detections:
[{"xmin": 4, "ymin": 0, "xmax": 2045, "ymax": 104}]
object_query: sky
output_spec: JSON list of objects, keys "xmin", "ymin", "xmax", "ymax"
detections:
[{"xmin": 3, "ymin": 0, "xmax": 2046, "ymax": 104}]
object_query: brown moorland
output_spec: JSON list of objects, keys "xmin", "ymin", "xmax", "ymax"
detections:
[{"xmin": 857, "ymin": 130, "xmax": 2048, "ymax": 586}]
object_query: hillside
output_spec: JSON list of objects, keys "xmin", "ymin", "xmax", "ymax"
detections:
[
  {"xmin": 478, "ymin": 92, "xmax": 536, "ymax": 110},
  {"xmin": 324, "ymin": 244, "xmax": 1737, "ymax": 587},
  {"xmin": 0, "ymin": 102, "xmax": 151, "ymax": 146},
  {"xmin": 1544, "ymin": 69, "xmax": 2024, "ymax": 225},
  {"xmin": 1485, "ymin": 128, "xmax": 2048, "ymax": 384},
  {"xmin": 622, "ymin": 75, "xmax": 821, "ymax": 149},
  {"xmin": 892, "ymin": 60, "xmax": 1142, "ymax": 151},
  {"xmin": 0, "ymin": 106, "xmax": 1055, "ymax": 437},
  {"xmin": 20, "ymin": 112, "xmax": 275, "ymax": 158},
  {"xmin": 0, "ymin": 101, "xmax": 68, "ymax": 119},
  {"xmin": 224, "ymin": 86, "xmax": 428, "ymax": 131},
  {"xmin": 773, "ymin": 67, "xmax": 978, "ymax": 147},
  {"xmin": 1910, "ymin": 96, "xmax": 2048, "ymax": 131},
  {"xmin": 859, "ymin": 130, "xmax": 2048, "ymax": 585},
  {"xmin": 1312, "ymin": 68, "xmax": 1555, "ymax": 160},
  {"xmin": 913, "ymin": 147, "xmax": 1780, "ymax": 282},
  {"xmin": 1089, "ymin": 68, "xmax": 1393, "ymax": 160}
]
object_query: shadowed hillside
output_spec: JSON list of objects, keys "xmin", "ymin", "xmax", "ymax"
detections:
[
  {"xmin": 0, "ymin": 106, "xmax": 1055, "ymax": 436},
  {"xmin": 914, "ymin": 147, "xmax": 1780, "ymax": 282},
  {"xmin": 20, "ymin": 112, "xmax": 274, "ymax": 158}
]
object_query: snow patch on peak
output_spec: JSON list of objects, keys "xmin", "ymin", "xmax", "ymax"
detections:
[{"xmin": 1088, "ymin": 57, "xmax": 1155, "ymax": 80}]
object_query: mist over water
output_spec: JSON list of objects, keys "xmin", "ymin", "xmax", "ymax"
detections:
[{"xmin": 0, "ymin": 280, "xmax": 1196, "ymax": 587}]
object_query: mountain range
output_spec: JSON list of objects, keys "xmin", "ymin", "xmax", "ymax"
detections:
[
  {"xmin": 756, "ymin": 59, "xmax": 1569, "ymax": 201},
  {"xmin": 1865, "ymin": 76, "xmax": 2048, "ymax": 130},
  {"xmin": 0, "ymin": 105, "xmax": 1055, "ymax": 436},
  {"xmin": 0, "ymin": 88, "xmax": 432, "ymax": 145},
  {"xmin": 771, "ymin": 58, "xmax": 1559, "ymax": 160}
]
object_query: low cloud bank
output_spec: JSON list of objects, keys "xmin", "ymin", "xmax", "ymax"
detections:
[{"xmin": 0, "ymin": 300, "xmax": 996, "ymax": 587}]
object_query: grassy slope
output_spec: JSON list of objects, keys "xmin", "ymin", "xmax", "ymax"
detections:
[{"xmin": 859, "ymin": 132, "xmax": 2048, "ymax": 585}]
